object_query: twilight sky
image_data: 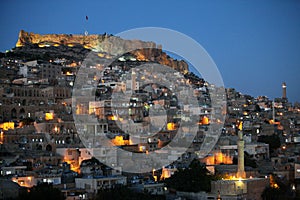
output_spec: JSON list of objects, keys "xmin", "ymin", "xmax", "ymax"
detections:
[{"xmin": 1, "ymin": 0, "xmax": 299, "ymax": 102}]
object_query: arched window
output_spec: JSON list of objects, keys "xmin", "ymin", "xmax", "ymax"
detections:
[{"xmin": 11, "ymin": 108, "xmax": 17, "ymax": 119}]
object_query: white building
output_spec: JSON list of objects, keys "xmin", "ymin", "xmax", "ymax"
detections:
[{"xmin": 75, "ymin": 176, "xmax": 127, "ymax": 193}]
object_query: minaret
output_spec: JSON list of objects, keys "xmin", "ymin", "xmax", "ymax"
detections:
[
  {"xmin": 237, "ymin": 122, "xmax": 246, "ymax": 178},
  {"xmin": 282, "ymin": 82, "xmax": 287, "ymax": 99},
  {"xmin": 131, "ymin": 69, "xmax": 137, "ymax": 92},
  {"xmin": 272, "ymin": 100, "xmax": 275, "ymax": 122}
]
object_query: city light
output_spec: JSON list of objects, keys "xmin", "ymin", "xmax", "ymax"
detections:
[
  {"xmin": 1, "ymin": 15, "xmax": 299, "ymax": 200},
  {"xmin": 45, "ymin": 112, "xmax": 54, "ymax": 120},
  {"xmin": 0, "ymin": 122, "xmax": 14, "ymax": 130}
]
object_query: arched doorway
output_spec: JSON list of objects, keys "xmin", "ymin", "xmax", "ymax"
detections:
[
  {"xmin": 46, "ymin": 144, "xmax": 52, "ymax": 152},
  {"xmin": 36, "ymin": 144, "xmax": 42, "ymax": 150},
  {"xmin": 65, "ymin": 136, "xmax": 72, "ymax": 144},
  {"xmin": 11, "ymin": 108, "xmax": 17, "ymax": 119},
  {"xmin": 19, "ymin": 108, "xmax": 25, "ymax": 119}
]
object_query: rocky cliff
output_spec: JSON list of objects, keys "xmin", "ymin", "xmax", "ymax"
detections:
[
  {"xmin": 16, "ymin": 30, "xmax": 100, "ymax": 49},
  {"xmin": 15, "ymin": 30, "xmax": 189, "ymax": 73}
]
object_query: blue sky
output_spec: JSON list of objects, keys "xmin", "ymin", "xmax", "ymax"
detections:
[{"xmin": 1, "ymin": 0, "xmax": 300, "ymax": 102}]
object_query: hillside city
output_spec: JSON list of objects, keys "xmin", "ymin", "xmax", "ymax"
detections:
[{"xmin": 0, "ymin": 31, "xmax": 299, "ymax": 200}]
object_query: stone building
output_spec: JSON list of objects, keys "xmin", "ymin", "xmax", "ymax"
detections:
[
  {"xmin": 211, "ymin": 178, "xmax": 269, "ymax": 200},
  {"xmin": 0, "ymin": 85, "xmax": 71, "ymax": 121}
]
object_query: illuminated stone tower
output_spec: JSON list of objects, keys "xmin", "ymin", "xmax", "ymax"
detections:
[
  {"xmin": 237, "ymin": 122, "xmax": 246, "ymax": 178},
  {"xmin": 282, "ymin": 82, "xmax": 287, "ymax": 99}
]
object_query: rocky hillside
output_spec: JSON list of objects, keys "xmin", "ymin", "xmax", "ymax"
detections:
[{"xmin": 14, "ymin": 30, "xmax": 189, "ymax": 73}]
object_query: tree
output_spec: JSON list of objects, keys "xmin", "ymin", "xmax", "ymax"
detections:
[
  {"xmin": 18, "ymin": 183, "xmax": 64, "ymax": 200},
  {"xmin": 20, "ymin": 117, "xmax": 35, "ymax": 126},
  {"xmin": 164, "ymin": 159, "xmax": 217, "ymax": 192},
  {"xmin": 232, "ymin": 151, "xmax": 257, "ymax": 168},
  {"xmin": 81, "ymin": 157, "xmax": 101, "ymax": 166},
  {"xmin": 95, "ymin": 186, "xmax": 165, "ymax": 200},
  {"xmin": 258, "ymin": 134, "xmax": 281, "ymax": 154},
  {"xmin": 261, "ymin": 175, "xmax": 289, "ymax": 200}
]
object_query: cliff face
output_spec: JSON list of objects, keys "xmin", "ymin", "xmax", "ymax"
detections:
[
  {"xmin": 16, "ymin": 30, "xmax": 188, "ymax": 73},
  {"xmin": 16, "ymin": 30, "xmax": 100, "ymax": 49},
  {"xmin": 131, "ymin": 48, "xmax": 189, "ymax": 74}
]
